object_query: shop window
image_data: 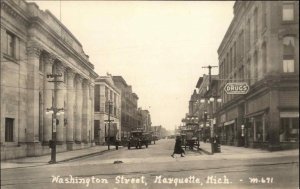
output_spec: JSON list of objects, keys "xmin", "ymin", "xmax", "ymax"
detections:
[
  {"xmin": 282, "ymin": 3, "xmax": 294, "ymax": 21},
  {"xmin": 283, "ymin": 36, "xmax": 295, "ymax": 73},
  {"xmin": 254, "ymin": 118, "xmax": 263, "ymax": 142},
  {"xmin": 280, "ymin": 118, "xmax": 299, "ymax": 142},
  {"xmin": 5, "ymin": 118, "xmax": 14, "ymax": 142}
]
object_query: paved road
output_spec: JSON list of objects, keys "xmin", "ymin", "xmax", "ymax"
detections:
[{"xmin": 1, "ymin": 139, "xmax": 298, "ymax": 189}]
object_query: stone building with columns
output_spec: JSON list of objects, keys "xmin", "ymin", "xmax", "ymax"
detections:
[
  {"xmin": 94, "ymin": 74, "xmax": 121, "ymax": 145},
  {"xmin": 1, "ymin": 0, "xmax": 98, "ymax": 160}
]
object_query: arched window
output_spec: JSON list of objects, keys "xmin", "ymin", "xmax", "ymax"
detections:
[{"xmin": 283, "ymin": 36, "xmax": 295, "ymax": 73}]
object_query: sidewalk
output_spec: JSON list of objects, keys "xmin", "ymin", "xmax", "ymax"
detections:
[
  {"xmin": 1, "ymin": 145, "xmax": 117, "ymax": 170},
  {"xmin": 199, "ymin": 141, "xmax": 299, "ymax": 160}
]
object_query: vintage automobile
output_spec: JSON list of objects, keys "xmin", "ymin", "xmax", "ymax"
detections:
[
  {"xmin": 127, "ymin": 130, "xmax": 149, "ymax": 149},
  {"xmin": 142, "ymin": 132, "xmax": 154, "ymax": 145},
  {"xmin": 180, "ymin": 124, "xmax": 200, "ymax": 150}
]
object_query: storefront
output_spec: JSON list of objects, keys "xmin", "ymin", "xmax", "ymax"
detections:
[
  {"xmin": 279, "ymin": 111, "xmax": 299, "ymax": 149},
  {"xmin": 223, "ymin": 120, "xmax": 236, "ymax": 145},
  {"xmin": 244, "ymin": 110, "xmax": 269, "ymax": 149}
]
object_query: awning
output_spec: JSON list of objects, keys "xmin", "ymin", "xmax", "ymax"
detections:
[
  {"xmin": 224, "ymin": 120, "xmax": 235, "ymax": 126},
  {"xmin": 244, "ymin": 109, "xmax": 268, "ymax": 118},
  {"xmin": 280, "ymin": 112, "xmax": 299, "ymax": 118}
]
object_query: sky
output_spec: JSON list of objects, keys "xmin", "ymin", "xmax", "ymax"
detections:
[{"xmin": 29, "ymin": 0, "xmax": 235, "ymax": 131}]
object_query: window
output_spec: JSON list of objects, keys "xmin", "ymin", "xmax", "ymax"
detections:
[
  {"xmin": 233, "ymin": 42, "xmax": 236, "ymax": 67},
  {"xmin": 254, "ymin": 8, "xmax": 258, "ymax": 41},
  {"xmin": 39, "ymin": 55, "xmax": 43, "ymax": 72},
  {"xmin": 262, "ymin": 2, "xmax": 267, "ymax": 28},
  {"xmin": 246, "ymin": 19, "xmax": 251, "ymax": 51},
  {"xmin": 254, "ymin": 52, "xmax": 258, "ymax": 82},
  {"xmin": 64, "ymin": 71, "xmax": 67, "ymax": 84},
  {"xmin": 238, "ymin": 31, "xmax": 244, "ymax": 60},
  {"xmin": 6, "ymin": 32, "xmax": 15, "ymax": 58},
  {"xmin": 282, "ymin": 4, "xmax": 294, "ymax": 21},
  {"xmin": 94, "ymin": 85, "xmax": 100, "ymax": 112},
  {"xmin": 5, "ymin": 118, "xmax": 14, "ymax": 142},
  {"xmin": 262, "ymin": 43, "xmax": 267, "ymax": 73},
  {"xmin": 283, "ymin": 36, "xmax": 295, "ymax": 73},
  {"xmin": 280, "ymin": 118, "xmax": 299, "ymax": 142}
]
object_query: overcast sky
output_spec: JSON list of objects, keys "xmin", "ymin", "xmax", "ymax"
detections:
[{"xmin": 29, "ymin": 1, "xmax": 234, "ymax": 131}]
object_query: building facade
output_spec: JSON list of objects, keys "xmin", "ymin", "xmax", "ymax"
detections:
[
  {"xmin": 112, "ymin": 76, "xmax": 140, "ymax": 140},
  {"xmin": 140, "ymin": 109, "xmax": 152, "ymax": 132},
  {"xmin": 217, "ymin": 1, "xmax": 299, "ymax": 150},
  {"xmin": 1, "ymin": 0, "xmax": 98, "ymax": 160},
  {"xmin": 94, "ymin": 74, "xmax": 121, "ymax": 145}
]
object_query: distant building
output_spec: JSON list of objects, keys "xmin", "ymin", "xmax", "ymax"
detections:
[
  {"xmin": 1, "ymin": 0, "xmax": 98, "ymax": 160},
  {"xmin": 217, "ymin": 1, "xmax": 299, "ymax": 150},
  {"xmin": 94, "ymin": 74, "xmax": 121, "ymax": 145},
  {"xmin": 112, "ymin": 76, "xmax": 139, "ymax": 139},
  {"xmin": 140, "ymin": 109, "xmax": 152, "ymax": 132},
  {"xmin": 151, "ymin": 125, "xmax": 162, "ymax": 139}
]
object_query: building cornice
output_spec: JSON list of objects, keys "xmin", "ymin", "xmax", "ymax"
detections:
[{"xmin": 1, "ymin": 1, "xmax": 30, "ymax": 26}]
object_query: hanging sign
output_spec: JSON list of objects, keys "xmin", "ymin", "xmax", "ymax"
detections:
[{"xmin": 224, "ymin": 82, "xmax": 249, "ymax": 94}]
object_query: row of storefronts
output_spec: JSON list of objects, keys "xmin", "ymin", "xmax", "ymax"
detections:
[{"xmin": 184, "ymin": 1, "xmax": 299, "ymax": 151}]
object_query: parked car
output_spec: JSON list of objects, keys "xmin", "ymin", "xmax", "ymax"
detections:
[{"xmin": 127, "ymin": 131, "xmax": 149, "ymax": 149}]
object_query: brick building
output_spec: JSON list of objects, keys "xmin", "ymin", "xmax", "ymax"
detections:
[
  {"xmin": 217, "ymin": 1, "xmax": 299, "ymax": 150},
  {"xmin": 1, "ymin": 0, "xmax": 98, "ymax": 160},
  {"xmin": 112, "ymin": 76, "xmax": 140, "ymax": 140},
  {"xmin": 140, "ymin": 109, "xmax": 152, "ymax": 132}
]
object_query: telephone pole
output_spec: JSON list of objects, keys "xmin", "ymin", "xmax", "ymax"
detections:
[
  {"xmin": 202, "ymin": 65, "xmax": 218, "ymax": 154},
  {"xmin": 47, "ymin": 72, "xmax": 64, "ymax": 164}
]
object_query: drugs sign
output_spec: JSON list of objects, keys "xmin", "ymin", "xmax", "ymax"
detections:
[{"xmin": 224, "ymin": 82, "xmax": 249, "ymax": 94}]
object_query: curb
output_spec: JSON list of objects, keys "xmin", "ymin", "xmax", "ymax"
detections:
[
  {"xmin": 199, "ymin": 148, "xmax": 212, "ymax": 155},
  {"xmin": 59, "ymin": 146, "xmax": 124, "ymax": 163}
]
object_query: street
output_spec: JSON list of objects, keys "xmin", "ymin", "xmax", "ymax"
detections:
[{"xmin": 1, "ymin": 139, "xmax": 298, "ymax": 189}]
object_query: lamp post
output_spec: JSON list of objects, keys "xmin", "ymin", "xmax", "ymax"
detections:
[
  {"xmin": 200, "ymin": 97, "xmax": 221, "ymax": 154},
  {"xmin": 46, "ymin": 72, "xmax": 64, "ymax": 164},
  {"xmin": 105, "ymin": 100, "xmax": 113, "ymax": 150}
]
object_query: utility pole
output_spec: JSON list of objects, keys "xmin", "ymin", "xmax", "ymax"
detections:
[
  {"xmin": 47, "ymin": 72, "xmax": 63, "ymax": 164},
  {"xmin": 202, "ymin": 65, "xmax": 218, "ymax": 154}
]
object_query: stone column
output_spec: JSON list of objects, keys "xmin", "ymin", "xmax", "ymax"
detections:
[
  {"xmin": 75, "ymin": 75, "xmax": 83, "ymax": 143},
  {"xmin": 56, "ymin": 63, "xmax": 65, "ymax": 143},
  {"xmin": 43, "ymin": 53, "xmax": 55, "ymax": 143},
  {"xmin": 66, "ymin": 68, "xmax": 75, "ymax": 147},
  {"xmin": 81, "ymin": 79, "xmax": 89, "ymax": 143},
  {"xmin": 90, "ymin": 83, "xmax": 95, "ymax": 143},
  {"xmin": 26, "ymin": 46, "xmax": 41, "ymax": 143}
]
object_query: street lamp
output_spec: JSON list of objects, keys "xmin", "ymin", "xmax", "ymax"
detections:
[
  {"xmin": 46, "ymin": 72, "xmax": 63, "ymax": 164},
  {"xmin": 47, "ymin": 107, "xmax": 64, "ymax": 164},
  {"xmin": 198, "ymin": 97, "xmax": 222, "ymax": 154},
  {"xmin": 105, "ymin": 100, "xmax": 113, "ymax": 150}
]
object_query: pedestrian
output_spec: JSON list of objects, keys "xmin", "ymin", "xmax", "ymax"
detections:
[{"xmin": 171, "ymin": 136, "xmax": 185, "ymax": 158}]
